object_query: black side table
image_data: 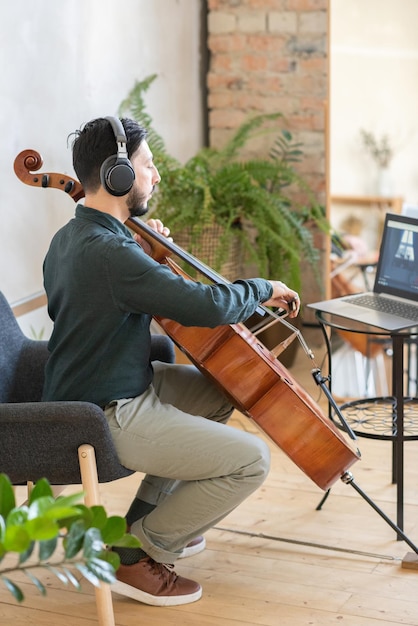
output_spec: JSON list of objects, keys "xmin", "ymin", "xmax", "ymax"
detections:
[{"xmin": 315, "ymin": 310, "xmax": 418, "ymax": 535}]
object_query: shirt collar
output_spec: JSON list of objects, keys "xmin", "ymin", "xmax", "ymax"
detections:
[{"xmin": 75, "ymin": 203, "xmax": 133, "ymax": 238}]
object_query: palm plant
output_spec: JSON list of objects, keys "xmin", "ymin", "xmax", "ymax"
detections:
[{"xmin": 119, "ymin": 75, "xmax": 328, "ymax": 293}]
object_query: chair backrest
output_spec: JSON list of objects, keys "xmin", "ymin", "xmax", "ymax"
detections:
[{"xmin": 0, "ymin": 291, "xmax": 49, "ymax": 403}]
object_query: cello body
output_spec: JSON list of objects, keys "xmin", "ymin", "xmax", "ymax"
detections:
[
  {"xmin": 156, "ymin": 313, "xmax": 359, "ymax": 491},
  {"xmin": 14, "ymin": 149, "xmax": 360, "ymax": 492}
]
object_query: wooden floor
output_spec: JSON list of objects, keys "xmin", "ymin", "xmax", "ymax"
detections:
[{"xmin": 2, "ymin": 327, "xmax": 418, "ymax": 625}]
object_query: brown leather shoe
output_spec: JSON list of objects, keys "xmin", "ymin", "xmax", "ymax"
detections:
[{"xmin": 112, "ymin": 556, "xmax": 202, "ymax": 606}]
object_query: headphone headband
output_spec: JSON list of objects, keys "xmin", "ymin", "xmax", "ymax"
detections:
[
  {"xmin": 100, "ymin": 116, "xmax": 135, "ymax": 196},
  {"xmin": 105, "ymin": 116, "xmax": 128, "ymax": 154}
]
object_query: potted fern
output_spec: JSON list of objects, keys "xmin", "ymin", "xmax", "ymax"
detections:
[
  {"xmin": 119, "ymin": 75, "xmax": 328, "ymax": 291},
  {"xmin": 119, "ymin": 76, "xmax": 328, "ymax": 364}
]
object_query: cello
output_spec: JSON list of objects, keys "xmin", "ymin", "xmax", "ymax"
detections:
[{"xmin": 14, "ymin": 149, "xmax": 360, "ymax": 492}]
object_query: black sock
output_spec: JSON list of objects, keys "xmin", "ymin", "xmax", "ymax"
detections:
[
  {"xmin": 112, "ymin": 545, "xmax": 148, "ymax": 565},
  {"xmin": 125, "ymin": 498, "xmax": 156, "ymax": 527},
  {"xmin": 112, "ymin": 498, "xmax": 157, "ymax": 566}
]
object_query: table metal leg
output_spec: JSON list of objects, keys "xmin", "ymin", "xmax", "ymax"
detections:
[
  {"xmin": 392, "ymin": 334, "xmax": 405, "ymax": 535},
  {"xmin": 317, "ymin": 316, "xmax": 411, "ymax": 538},
  {"xmin": 318, "ymin": 322, "xmax": 333, "ymax": 420}
]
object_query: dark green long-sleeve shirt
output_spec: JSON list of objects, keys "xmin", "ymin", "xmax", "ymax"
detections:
[{"xmin": 42, "ymin": 205, "xmax": 273, "ymax": 407}]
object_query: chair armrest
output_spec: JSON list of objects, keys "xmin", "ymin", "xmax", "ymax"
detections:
[
  {"xmin": 150, "ymin": 334, "xmax": 175, "ymax": 364},
  {"xmin": 0, "ymin": 401, "xmax": 133, "ymax": 485}
]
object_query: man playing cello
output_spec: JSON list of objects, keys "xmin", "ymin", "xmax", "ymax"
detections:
[{"xmin": 42, "ymin": 116, "xmax": 300, "ymax": 607}]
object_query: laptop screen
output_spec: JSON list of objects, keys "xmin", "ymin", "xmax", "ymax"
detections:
[{"xmin": 374, "ymin": 212, "xmax": 418, "ymax": 300}]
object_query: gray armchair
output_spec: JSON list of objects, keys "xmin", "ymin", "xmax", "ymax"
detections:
[{"xmin": 0, "ymin": 290, "xmax": 175, "ymax": 625}]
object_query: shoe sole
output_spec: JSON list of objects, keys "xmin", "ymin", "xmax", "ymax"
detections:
[
  {"xmin": 112, "ymin": 580, "xmax": 202, "ymax": 606},
  {"xmin": 179, "ymin": 536, "xmax": 206, "ymax": 559}
]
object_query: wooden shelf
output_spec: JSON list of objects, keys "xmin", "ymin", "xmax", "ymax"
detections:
[{"xmin": 331, "ymin": 195, "xmax": 403, "ymax": 213}]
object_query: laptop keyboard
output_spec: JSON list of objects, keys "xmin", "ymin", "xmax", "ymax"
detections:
[{"xmin": 345, "ymin": 294, "xmax": 418, "ymax": 321}]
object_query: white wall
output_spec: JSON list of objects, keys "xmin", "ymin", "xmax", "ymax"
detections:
[
  {"xmin": 0, "ymin": 0, "xmax": 204, "ymax": 330},
  {"xmin": 330, "ymin": 0, "xmax": 418, "ymax": 202}
]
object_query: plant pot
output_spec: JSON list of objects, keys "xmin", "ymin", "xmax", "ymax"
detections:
[
  {"xmin": 173, "ymin": 224, "xmax": 244, "ymax": 282},
  {"xmin": 376, "ymin": 166, "xmax": 393, "ymax": 196}
]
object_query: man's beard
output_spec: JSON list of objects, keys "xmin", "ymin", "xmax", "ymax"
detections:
[{"xmin": 127, "ymin": 186, "xmax": 150, "ymax": 218}]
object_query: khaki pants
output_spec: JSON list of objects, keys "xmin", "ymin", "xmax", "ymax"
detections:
[{"xmin": 104, "ymin": 361, "xmax": 270, "ymax": 563}]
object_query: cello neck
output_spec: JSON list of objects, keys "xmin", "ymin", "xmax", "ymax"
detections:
[{"xmin": 127, "ymin": 217, "xmax": 232, "ymax": 286}]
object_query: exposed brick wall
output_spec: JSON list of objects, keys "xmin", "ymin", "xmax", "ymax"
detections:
[{"xmin": 206, "ymin": 0, "xmax": 329, "ymax": 310}]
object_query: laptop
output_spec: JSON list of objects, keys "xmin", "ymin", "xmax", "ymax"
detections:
[{"xmin": 308, "ymin": 212, "xmax": 418, "ymax": 331}]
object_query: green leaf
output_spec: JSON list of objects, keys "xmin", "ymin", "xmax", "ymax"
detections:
[
  {"xmin": 58, "ymin": 503, "xmax": 94, "ymax": 530},
  {"xmin": 25, "ymin": 570, "xmax": 47, "ymax": 595},
  {"xmin": 1, "ymin": 575, "xmax": 24, "ymax": 602},
  {"xmin": 111, "ymin": 533, "xmax": 141, "ymax": 548},
  {"xmin": 44, "ymin": 504, "xmax": 83, "ymax": 522},
  {"xmin": 39, "ymin": 536, "xmax": 58, "ymax": 561},
  {"xmin": 3, "ymin": 524, "xmax": 31, "ymax": 552},
  {"xmin": 6, "ymin": 506, "xmax": 29, "ymax": 527},
  {"xmin": 27, "ymin": 495, "xmax": 55, "ymax": 518},
  {"xmin": 53, "ymin": 492, "xmax": 85, "ymax": 509},
  {"xmin": 56, "ymin": 505, "xmax": 91, "ymax": 530},
  {"xmin": 100, "ymin": 549, "xmax": 120, "ymax": 570},
  {"xmin": 89, "ymin": 506, "xmax": 107, "ymax": 530},
  {"xmin": 64, "ymin": 519, "xmax": 86, "ymax": 558},
  {"xmin": 86, "ymin": 557, "xmax": 117, "ymax": 584},
  {"xmin": 62, "ymin": 566, "xmax": 81, "ymax": 590},
  {"xmin": 74, "ymin": 562, "xmax": 101, "ymax": 588},
  {"xmin": 0, "ymin": 474, "xmax": 16, "ymax": 518},
  {"xmin": 28, "ymin": 496, "xmax": 82, "ymax": 522},
  {"xmin": 19, "ymin": 541, "xmax": 35, "ymax": 564},
  {"xmin": 83, "ymin": 527, "xmax": 104, "ymax": 559},
  {"xmin": 28, "ymin": 478, "xmax": 53, "ymax": 504},
  {"xmin": 47, "ymin": 565, "xmax": 69, "ymax": 585},
  {"xmin": 101, "ymin": 516, "xmax": 126, "ymax": 545},
  {"xmin": 25, "ymin": 517, "xmax": 59, "ymax": 542}
]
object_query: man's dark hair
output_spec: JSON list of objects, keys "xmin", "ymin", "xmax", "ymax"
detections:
[{"xmin": 71, "ymin": 117, "xmax": 147, "ymax": 193}]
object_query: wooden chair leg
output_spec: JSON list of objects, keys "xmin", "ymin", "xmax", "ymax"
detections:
[
  {"xmin": 78, "ymin": 444, "xmax": 116, "ymax": 626},
  {"xmin": 17, "ymin": 481, "xmax": 35, "ymax": 507}
]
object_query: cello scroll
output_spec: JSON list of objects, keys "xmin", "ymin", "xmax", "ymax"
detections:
[
  {"xmin": 14, "ymin": 149, "xmax": 85, "ymax": 202},
  {"xmin": 13, "ymin": 149, "xmax": 172, "ymax": 263}
]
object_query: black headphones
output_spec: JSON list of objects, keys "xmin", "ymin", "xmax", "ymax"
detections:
[{"xmin": 100, "ymin": 116, "xmax": 135, "ymax": 196}]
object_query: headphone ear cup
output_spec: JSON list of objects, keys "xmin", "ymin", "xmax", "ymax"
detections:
[{"xmin": 100, "ymin": 155, "xmax": 135, "ymax": 196}]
